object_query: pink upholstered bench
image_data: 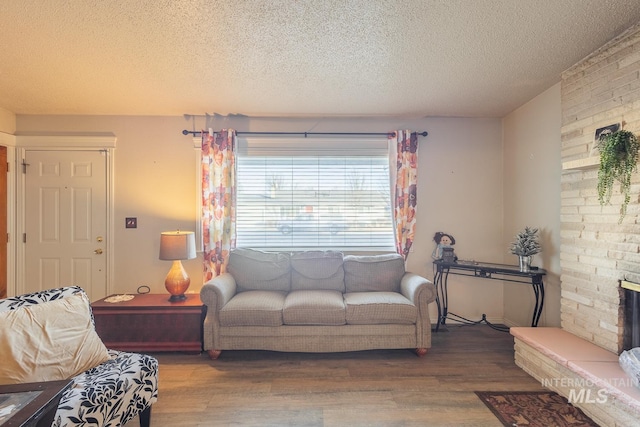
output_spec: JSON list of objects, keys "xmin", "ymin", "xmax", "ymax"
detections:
[{"xmin": 511, "ymin": 327, "xmax": 640, "ymax": 419}]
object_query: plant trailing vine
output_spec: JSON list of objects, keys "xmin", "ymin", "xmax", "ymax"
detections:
[{"xmin": 597, "ymin": 129, "xmax": 640, "ymax": 223}]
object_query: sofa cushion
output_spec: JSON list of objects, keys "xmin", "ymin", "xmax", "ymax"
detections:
[
  {"xmin": 0, "ymin": 293, "xmax": 111, "ymax": 385},
  {"xmin": 220, "ymin": 290, "xmax": 286, "ymax": 327},
  {"xmin": 290, "ymin": 250, "xmax": 345, "ymax": 292},
  {"xmin": 344, "ymin": 292, "xmax": 417, "ymax": 325},
  {"xmin": 344, "ymin": 253, "xmax": 405, "ymax": 292},
  {"xmin": 228, "ymin": 248, "xmax": 291, "ymax": 292},
  {"xmin": 283, "ymin": 290, "xmax": 346, "ymax": 326}
]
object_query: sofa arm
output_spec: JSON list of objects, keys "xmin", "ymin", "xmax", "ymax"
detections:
[
  {"xmin": 200, "ymin": 273, "xmax": 237, "ymax": 311},
  {"xmin": 200, "ymin": 273, "xmax": 237, "ymax": 352},
  {"xmin": 400, "ymin": 272, "xmax": 436, "ymax": 304}
]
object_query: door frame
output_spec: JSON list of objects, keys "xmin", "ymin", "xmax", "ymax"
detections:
[
  {"xmin": 15, "ymin": 134, "xmax": 116, "ymax": 296},
  {"xmin": 0, "ymin": 132, "xmax": 16, "ymax": 297}
]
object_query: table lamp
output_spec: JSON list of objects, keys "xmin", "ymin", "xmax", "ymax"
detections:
[{"xmin": 159, "ymin": 230, "xmax": 196, "ymax": 302}]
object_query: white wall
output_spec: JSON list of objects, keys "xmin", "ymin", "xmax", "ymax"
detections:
[
  {"xmin": 416, "ymin": 117, "xmax": 505, "ymax": 323},
  {"xmin": 502, "ymin": 83, "xmax": 562, "ymax": 327},
  {"xmin": 16, "ymin": 115, "xmax": 198, "ymax": 296},
  {"xmin": 16, "ymin": 114, "xmax": 505, "ymax": 322},
  {"xmin": 0, "ymin": 107, "xmax": 16, "ymax": 134}
]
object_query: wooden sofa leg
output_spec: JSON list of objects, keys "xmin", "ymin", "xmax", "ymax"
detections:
[
  {"xmin": 208, "ymin": 350, "xmax": 222, "ymax": 360},
  {"xmin": 139, "ymin": 405, "xmax": 152, "ymax": 427},
  {"xmin": 415, "ymin": 348, "xmax": 428, "ymax": 357}
]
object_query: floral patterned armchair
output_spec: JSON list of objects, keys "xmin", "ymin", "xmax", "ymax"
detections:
[{"xmin": 0, "ymin": 286, "xmax": 159, "ymax": 427}]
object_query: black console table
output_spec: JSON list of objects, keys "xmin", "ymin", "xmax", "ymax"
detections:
[{"xmin": 433, "ymin": 259, "xmax": 546, "ymax": 332}]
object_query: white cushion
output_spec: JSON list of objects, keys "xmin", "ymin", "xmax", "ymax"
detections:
[{"xmin": 0, "ymin": 293, "xmax": 111, "ymax": 385}]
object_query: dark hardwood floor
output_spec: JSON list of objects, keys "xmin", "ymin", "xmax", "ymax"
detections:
[{"xmin": 127, "ymin": 325, "xmax": 544, "ymax": 427}]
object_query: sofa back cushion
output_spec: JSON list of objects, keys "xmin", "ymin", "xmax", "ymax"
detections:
[
  {"xmin": 344, "ymin": 253, "xmax": 405, "ymax": 292},
  {"xmin": 290, "ymin": 250, "xmax": 345, "ymax": 292},
  {"xmin": 228, "ymin": 248, "xmax": 291, "ymax": 292}
]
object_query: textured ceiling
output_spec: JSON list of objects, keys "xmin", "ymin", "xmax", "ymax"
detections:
[{"xmin": 1, "ymin": 1, "xmax": 640, "ymax": 118}]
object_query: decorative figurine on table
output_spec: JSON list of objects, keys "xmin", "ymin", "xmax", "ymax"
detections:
[{"xmin": 432, "ymin": 231, "xmax": 457, "ymax": 262}]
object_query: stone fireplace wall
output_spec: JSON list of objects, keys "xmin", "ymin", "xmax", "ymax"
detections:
[{"xmin": 561, "ymin": 23, "xmax": 640, "ymax": 353}]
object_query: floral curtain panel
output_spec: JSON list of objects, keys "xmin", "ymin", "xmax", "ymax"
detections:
[
  {"xmin": 202, "ymin": 129, "xmax": 237, "ymax": 281},
  {"xmin": 390, "ymin": 130, "xmax": 419, "ymax": 259}
]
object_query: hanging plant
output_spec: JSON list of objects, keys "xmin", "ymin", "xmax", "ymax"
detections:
[{"xmin": 597, "ymin": 130, "xmax": 640, "ymax": 222}]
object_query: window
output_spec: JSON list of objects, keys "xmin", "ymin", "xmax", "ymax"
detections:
[{"xmin": 236, "ymin": 137, "xmax": 395, "ymax": 251}]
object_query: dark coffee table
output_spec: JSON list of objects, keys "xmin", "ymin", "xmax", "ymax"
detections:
[{"xmin": 0, "ymin": 380, "xmax": 72, "ymax": 427}]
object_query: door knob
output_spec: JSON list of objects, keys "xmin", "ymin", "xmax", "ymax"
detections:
[{"xmin": 94, "ymin": 249, "xmax": 103, "ymax": 255}]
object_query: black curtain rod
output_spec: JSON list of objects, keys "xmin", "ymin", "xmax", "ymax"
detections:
[{"xmin": 182, "ymin": 130, "xmax": 428, "ymax": 137}]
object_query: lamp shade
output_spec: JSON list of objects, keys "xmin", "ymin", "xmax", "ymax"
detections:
[{"xmin": 159, "ymin": 231, "xmax": 196, "ymax": 260}]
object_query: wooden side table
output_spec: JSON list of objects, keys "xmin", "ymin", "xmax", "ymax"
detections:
[{"xmin": 91, "ymin": 293, "xmax": 206, "ymax": 353}]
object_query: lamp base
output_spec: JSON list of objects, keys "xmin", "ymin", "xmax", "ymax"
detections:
[
  {"xmin": 168, "ymin": 294, "xmax": 187, "ymax": 302},
  {"xmin": 165, "ymin": 260, "xmax": 191, "ymax": 303}
]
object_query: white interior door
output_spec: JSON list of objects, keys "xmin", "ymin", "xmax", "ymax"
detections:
[{"xmin": 24, "ymin": 150, "xmax": 107, "ymax": 300}]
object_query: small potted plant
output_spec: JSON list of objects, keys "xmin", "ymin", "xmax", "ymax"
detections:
[
  {"xmin": 509, "ymin": 227, "xmax": 541, "ymax": 272},
  {"xmin": 597, "ymin": 129, "xmax": 639, "ymax": 223}
]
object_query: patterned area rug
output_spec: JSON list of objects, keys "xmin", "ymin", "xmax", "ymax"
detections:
[{"xmin": 475, "ymin": 391, "xmax": 599, "ymax": 427}]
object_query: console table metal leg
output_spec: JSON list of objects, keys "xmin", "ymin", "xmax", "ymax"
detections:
[
  {"xmin": 433, "ymin": 268, "xmax": 450, "ymax": 332},
  {"xmin": 442, "ymin": 270, "xmax": 449, "ymax": 325},
  {"xmin": 530, "ymin": 279, "xmax": 545, "ymax": 327},
  {"xmin": 434, "ymin": 270, "xmax": 443, "ymax": 332},
  {"xmin": 434, "ymin": 290, "xmax": 442, "ymax": 332}
]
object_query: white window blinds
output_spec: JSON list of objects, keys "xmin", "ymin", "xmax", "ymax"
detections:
[{"xmin": 236, "ymin": 137, "xmax": 395, "ymax": 251}]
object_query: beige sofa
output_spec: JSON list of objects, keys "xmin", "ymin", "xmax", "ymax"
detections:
[{"xmin": 200, "ymin": 249, "xmax": 437, "ymax": 359}]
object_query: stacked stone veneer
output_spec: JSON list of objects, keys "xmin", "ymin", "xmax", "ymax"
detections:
[{"xmin": 561, "ymin": 23, "xmax": 640, "ymax": 354}]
